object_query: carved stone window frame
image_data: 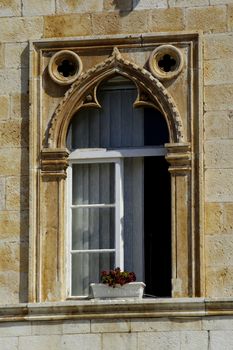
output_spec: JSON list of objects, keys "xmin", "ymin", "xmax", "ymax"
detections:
[{"xmin": 29, "ymin": 33, "xmax": 203, "ymax": 302}]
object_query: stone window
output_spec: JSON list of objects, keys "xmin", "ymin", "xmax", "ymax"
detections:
[{"xmin": 29, "ymin": 33, "xmax": 203, "ymax": 302}]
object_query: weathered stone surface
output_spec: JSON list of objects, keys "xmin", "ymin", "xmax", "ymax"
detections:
[
  {"xmin": 44, "ymin": 14, "xmax": 92, "ymax": 37},
  {"xmin": 131, "ymin": 318, "xmax": 202, "ymax": 332},
  {"xmin": 0, "ymin": 321, "xmax": 31, "ymax": 336},
  {"xmin": 138, "ymin": 332, "xmax": 181, "ymax": 350},
  {"xmin": 205, "ymin": 59, "xmax": 233, "ymax": 85},
  {"xmin": 211, "ymin": 0, "xmax": 233, "ymax": 3},
  {"xmin": 206, "ymin": 234, "xmax": 233, "ymax": 267},
  {"xmin": 10, "ymin": 94, "xmax": 29, "ymax": 120},
  {"xmin": 62, "ymin": 320, "xmax": 90, "ymax": 334},
  {"xmin": 204, "ymin": 33, "xmax": 233, "ymax": 60},
  {"xmin": 206, "ymin": 266, "xmax": 233, "ymax": 296},
  {"xmin": 149, "ymin": 8, "xmax": 184, "ymax": 31},
  {"xmin": 19, "ymin": 335, "xmax": 61, "ymax": 350},
  {"xmin": 0, "ymin": 17, "xmax": 43, "ymax": 42},
  {"xmin": 5, "ymin": 43, "xmax": 28, "ymax": 69},
  {"xmin": 0, "ymin": 177, "xmax": 5, "ymax": 210},
  {"xmin": 91, "ymin": 319, "xmax": 130, "ymax": 333},
  {"xmin": 134, "ymin": 0, "xmax": 167, "ymax": 9},
  {"xmin": 103, "ymin": 333, "xmax": 137, "ymax": 350},
  {"xmin": 204, "ymin": 111, "xmax": 233, "ymax": 140},
  {"xmin": 209, "ymin": 330, "xmax": 233, "ymax": 349},
  {"xmin": 0, "ymin": 96, "xmax": 9, "ymax": 120},
  {"xmin": 0, "ymin": 148, "xmax": 28, "ymax": 176},
  {"xmin": 32, "ymin": 321, "xmax": 62, "ymax": 335},
  {"xmin": 61, "ymin": 334, "xmax": 101, "ymax": 350},
  {"xmin": 204, "ymin": 140, "xmax": 233, "ymax": 168},
  {"xmin": 0, "ymin": 0, "xmax": 21, "ymax": 17},
  {"xmin": 0, "ymin": 210, "xmax": 28, "ymax": 238},
  {"xmin": 205, "ymin": 169, "xmax": 233, "ymax": 202},
  {"xmin": 0, "ymin": 337, "xmax": 18, "ymax": 350},
  {"xmin": 203, "ymin": 316, "xmax": 233, "ymax": 330},
  {"xmin": 0, "ymin": 271, "xmax": 27, "ymax": 303},
  {"xmin": 180, "ymin": 331, "xmax": 208, "ymax": 350},
  {"xmin": 185, "ymin": 6, "xmax": 226, "ymax": 33},
  {"xmin": 205, "ymin": 202, "xmax": 223, "ymax": 235},
  {"xmin": 169, "ymin": 0, "xmax": 208, "ymax": 6},
  {"xmin": 0, "ymin": 240, "xmax": 28, "ymax": 273},
  {"xmin": 0, "ymin": 120, "xmax": 28, "ymax": 147},
  {"xmin": 6, "ymin": 176, "xmax": 29, "ymax": 210},
  {"xmin": 223, "ymin": 203, "xmax": 233, "ymax": 233},
  {"xmin": 57, "ymin": 0, "xmax": 103, "ymax": 13},
  {"xmin": 0, "ymin": 68, "xmax": 28, "ymax": 94},
  {"xmin": 204, "ymin": 85, "xmax": 233, "ymax": 111},
  {"xmin": 227, "ymin": 5, "xmax": 233, "ymax": 31},
  {"xmin": 22, "ymin": 0, "xmax": 55, "ymax": 16}
]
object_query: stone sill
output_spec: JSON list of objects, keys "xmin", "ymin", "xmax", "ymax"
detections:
[{"xmin": 1, "ymin": 298, "xmax": 233, "ymax": 323}]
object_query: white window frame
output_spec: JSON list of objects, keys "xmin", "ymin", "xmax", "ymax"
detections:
[{"xmin": 67, "ymin": 146, "xmax": 166, "ymax": 298}]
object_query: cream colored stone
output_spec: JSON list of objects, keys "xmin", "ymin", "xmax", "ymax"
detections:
[
  {"xmin": 0, "ymin": 17, "xmax": 43, "ymax": 42},
  {"xmin": 228, "ymin": 5, "xmax": 233, "ymax": 32},
  {"xmin": 185, "ymin": 6, "xmax": 227, "ymax": 33},
  {"xmin": 91, "ymin": 319, "xmax": 130, "ymax": 333},
  {"xmin": 0, "ymin": 211, "xmax": 27, "ymax": 238},
  {"xmin": 62, "ymin": 320, "xmax": 90, "ymax": 334},
  {"xmin": 0, "ymin": 95, "xmax": 9, "ymax": 120},
  {"xmin": 204, "ymin": 85, "xmax": 233, "ymax": 111},
  {"xmin": 149, "ymin": 8, "xmax": 184, "ymax": 32},
  {"xmin": 0, "ymin": 0, "xmax": 21, "ymax": 17},
  {"xmin": 211, "ymin": 0, "xmax": 233, "ymax": 3},
  {"xmin": 205, "ymin": 169, "xmax": 233, "ymax": 202},
  {"xmin": 0, "ymin": 148, "xmax": 28, "ymax": 176},
  {"xmin": 210, "ymin": 330, "xmax": 233, "ymax": 349},
  {"xmin": 169, "ymin": 0, "xmax": 208, "ymax": 6},
  {"xmin": 0, "ymin": 337, "xmax": 18, "ymax": 350},
  {"xmin": 223, "ymin": 203, "xmax": 233, "ymax": 233},
  {"xmin": 10, "ymin": 94, "xmax": 29, "ymax": 119},
  {"xmin": 19, "ymin": 335, "xmax": 61, "ymax": 350},
  {"xmin": 138, "ymin": 332, "xmax": 181, "ymax": 350},
  {"xmin": 103, "ymin": 333, "xmax": 137, "ymax": 350},
  {"xmin": 32, "ymin": 321, "xmax": 62, "ymax": 335},
  {"xmin": 0, "ymin": 43, "xmax": 4, "ymax": 69},
  {"xmin": 180, "ymin": 332, "xmax": 208, "ymax": 350},
  {"xmin": 0, "ymin": 120, "xmax": 28, "ymax": 147},
  {"xmin": 61, "ymin": 334, "xmax": 101, "ymax": 350},
  {"xmin": 207, "ymin": 266, "xmax": 233, "ymax": 296},
  {"xmin": 205, "ymin": 59, "xmax": 233, "ymax": 85},
  {"xmin": 203, "ymin": 316, "xmax": 233, "ymax": 330},
  {"xmin": 0, "ymin": 320, "xmax": 31, "ymax": 336},
  {"xmin": 206, "ymin": 234, "xmax": 233, "ymax": 267},
  {"xmin": 0, "ymin": 271, "xmax": 27, "ymax": 303},
  {"xmin": 22, "ymin": 0, "xmax": 55, "ymax": 16},
  {"xmin": 5, "ymin": 43, "xmax": 28, "ymax": 69},
  {"xmin": 205, "ymin": 140, "xmax": 233, "ymax": 168},
  {"xmin": 0, "ymin": 68, "xmax": 28, "ymax": 94},
  {"xmin": 44, "ymin": 14, "xmax": 92, "ymax": 37},
  {"xmin": 204, "ymin": 111, "xmax": 231, "ymax": 140},
  {"xmin": 0, "ymin": 241, "xmax": 28, "ymax": 273},
  {"xmin": 131, "ymin": 318, "xmax": 202, "ymax": 332},
  {"xmin": 205, "ymin": 202, "xmax": 223, "ymax": 235},
  {"xmin": 6, "ymin": 176, "xmax": 29, "ymax": 210},
  {"xmin": 0, "ymin": 177, "xmax": 5, "ymax": 210},
  {"xmin": 204, "ymin": 34, "xmax": 233, "ymax": 60},
  {"xmin": 92, "ymin": 10, "xmax": 149, "ymax": 35},
  {"xmin": 134, "ymin": 0, "xmax": 167, "ymax": 9},
  {"xmin": 57, "ymin": 0, "xmax": 103, "ymax": 13}
]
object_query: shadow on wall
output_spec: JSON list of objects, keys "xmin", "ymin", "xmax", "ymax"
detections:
[{"xmin": 113, "ymin": 0, "xmax": 140, "ymax": 15}]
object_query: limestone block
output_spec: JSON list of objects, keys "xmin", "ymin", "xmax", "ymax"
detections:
[
  {"xmin": 205, "ymin": 169, "xmax": 233, "ymax": 202},
  {"xmin": 227, "ymin": 5, "xmax": 233, "ymax": 32},
  {"xmin": 149, "ymin": 8, "xmax": 184, "ymax": 32},
  {"xmin": 32, "ymin": 321, "xmax": 62, "ymax": 335},
  {"xmin": 204, "ymin": 85, "xmax": 233, "ymax": 111},
  {"xmin": 19, "ymin": 335, "xmax": 61, "ymax": 350},
  {"xmin": 22, "ymin": 0, "xmax": 55, "ymax": 16},
  {"xmin": 92, "ymin": 10, "xmax": 149, "ymax": 35},
  {"xmin": 0, "ymin": 211, "xmax": 28, "ymax": 238},
  {"xmin": 180, "ymin": 331, "xmax": 208, "ymax": 350},
  {"xmin": 138, "ymin": 332, "xmax": 180, "ymax": 350},
  {"xmin": 209, "ymin": 330, "xmax": 233, "ymax": 349},
  {"xmin": 169, "ymin": 0, "xmax": 208, "ymax": 7},
  {"xmin": 0, "ymin": 0, "xmax": 21, "ymax": 17},
  {"xmin": 185, "ymin": 6, "xmax": 226, "ymax": 33},
  {"xmin": 0, "ymin": 177, "xmax": 5, "ymax": 210},
  {"xmin": 44, "ymin": 14, "xmax": 92, "ymax": 38},
  {"xmin": 91, "ymin": 319, "xmax": 130, "ymax": 333},
  {"xmin": 10, "ymin": 94, "xmax": 29, "ymax": 120},
  {"xmin": 0, "ymin": 148, "xmax": 28, "ymax": 176},
  {"xmin": 5, "ymin": 43, "xmax": 28, "ymax": 69},
  {"xmin": 102, "ymin": 333, "xmax": 137, "ymax": 350},
  {"xmin": 211, "ymin": 0, "xmax": 233, "ymax": 3},
  {"xmin": 133, "ymin": 0, "xmax": 167, "ymax": 9},
  {"xmin": 0, "ymin": 240, "xmax": 28, "ymax": 273},
  {"xmin": 204, "ymin": 111, "xmax": 231, "ymax": 140},
  {"xmin": 203, "ymin": 316, "xmax": 233, "ymax": 330},
  {"xmin": 205, "ymin": 234, "xmax": 233, "ymax": 267},
  {"xmin": 0, "ymin": 44, "xmax": 4, "ymax": 69},
  {"xmin": 0, "ymin": 68, "xmax": 28, "ymax": 94},
  {"xmin": 131, "ymin": 318, "xmax": 202, "ymax": 332},
  {"xmin": 204, "ymin": 34, "xmax": 233, "ymax": 60},
  {"xmin": 0, "ymin": 96, "xmax": 9, "ymax": 120},
  {"xmin": 62, "ymin": 320, "xmax": 90, "ymax": 334},
  {"xmin": 57, "ymin": 0, "xmax": 103, "ymax": 13},
  {"xmin": 6, "ymin": 176, "xmax": 29, "ymax": 210},
  {"xmin": 0, "ymin": 271, "xmax": 27, "ymax": 304},
  {"xmin": 205, "ymin": 58, "xmax": 233, "ymax": 85},
  {"xmin": 0, "ymin": 321, "xmax": 31, "ymax": 336},
  {"xmin": 0, "ymin": 17, "xmax": 43, "ymax": 42},
  {"xmin": 205, "ymin": 202, "xmax": 223, "ymax": 235},
  {"xmin": 223, "ymin": 203, "xmax": 233, "ymax": 233},
  {"xmin": 204, "ymin": 140, "xmax": 233, "ymax": 168},
  {"xmin": 206, "ymin": 266, "xmax": 233, "ymax": 296},
  {"xmin": 0, "ymin": 337, "xmax": 18, "ymax": 350},
  {"xmin": 61, "ymin": 334, "xmax": 101, "ymax": 350},
  {"xmin": 0, "ymin": 120, "xmax": 29, "ymax": 148}
]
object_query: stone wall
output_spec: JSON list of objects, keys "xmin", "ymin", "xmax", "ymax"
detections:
[{"xmin": 0, "ymin": 0, "xmax": 233, "ymax": 302}]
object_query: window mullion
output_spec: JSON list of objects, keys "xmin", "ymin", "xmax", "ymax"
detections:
[{"xmin": 115, "ymin": 159, "xmax": 124, "ymax": 270}]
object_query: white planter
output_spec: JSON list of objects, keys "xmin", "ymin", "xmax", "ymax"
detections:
[{"xmin": 90, "ymin": 282, "xmax": 146, "ymax": 299}]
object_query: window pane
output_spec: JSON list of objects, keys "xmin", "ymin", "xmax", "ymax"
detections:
[
  {"xmin": 72, "ymin": 207, "xmax": 115, "ymax": 250},
  {"xmin": 72, "ymin": 163, "xmax": 115, "ymax": 205},
  {"xmin": 72, "ymin": 252, "xmax": 115, "ymax": 296}
]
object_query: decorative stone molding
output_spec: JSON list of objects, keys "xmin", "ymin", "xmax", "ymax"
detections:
[
  {"xmin": 165, "ymin": 143, "xmax": 191, "ymax": 174},
  {"xmin": 41, "ymin": 148, "xmax": 69, "ymax": 178},
  {"xmin": 148, "ymin": 45, "xmax": 184, "ymax": 81},
  {"xmin": 48, "ymin": 50, "xmax": 83, "ymax": 86}
]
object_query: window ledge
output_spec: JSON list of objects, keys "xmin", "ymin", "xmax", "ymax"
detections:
[{"xmin": 2, "ymin": 298, "xmax": 233, "ymax": 323}]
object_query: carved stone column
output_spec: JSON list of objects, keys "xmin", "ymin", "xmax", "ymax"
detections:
[{"xmin": 165, "ymin": 143, "xmax": 192, "ymax": 297}]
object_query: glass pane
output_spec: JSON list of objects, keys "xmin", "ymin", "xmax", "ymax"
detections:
[
  {"xmin": 72, "ymin": 207, "xmax": 115, "ymax": 250},
  {"xmin": 72, "ymin": 163, "xmax": 115, "ymax": 205},
  {"xmin": 72, "ymin": 252, "xmax": 115, "ymax": 296}
]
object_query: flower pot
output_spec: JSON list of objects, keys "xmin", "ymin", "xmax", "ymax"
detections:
[{"xmin": 90, "ymin": 282, "xmax": 146, "ymax": 299}]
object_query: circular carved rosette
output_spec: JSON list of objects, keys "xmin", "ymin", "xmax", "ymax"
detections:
[
  {"xmin": 148, "ymin": 45, "xmax": 184, "ymax": 81},
  {"xmin": 48, "ymin": 50, "xmax": 83, "ymax": 86}
]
